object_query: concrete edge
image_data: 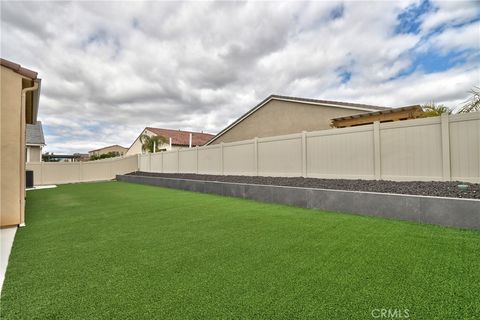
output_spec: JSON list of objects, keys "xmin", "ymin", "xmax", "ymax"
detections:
[
  {"xmin": 0, "ymin": 227, "xmax": 17, "ymax": 294},
  {"xmin": 116, "ymin": 175, "xmax": 480, "ymax": 230}
]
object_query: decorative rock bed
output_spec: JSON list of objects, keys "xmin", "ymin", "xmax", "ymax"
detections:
[
  {"xmin": 117, "ymin": 172, "xmax": 480, "ymax": 230},
  {"xmin": 126, "ymin": 172, "xmax": 480, "ymax": 199}
]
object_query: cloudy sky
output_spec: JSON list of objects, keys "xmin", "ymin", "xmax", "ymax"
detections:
[{"xmin": 1, "ymin": 0, "xmax": 479, "ymax": 154}]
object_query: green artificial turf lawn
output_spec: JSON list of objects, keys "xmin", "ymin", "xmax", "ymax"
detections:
[{"xmin": 1, "ymin": 182, "xmax": 479, "ymax": 319}]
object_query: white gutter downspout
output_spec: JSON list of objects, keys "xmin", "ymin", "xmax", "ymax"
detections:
[
  {"xmin": 189, "ymin": 133, "xmax": 192, "ymax": 148},
  {"xmin": 20, "ymin": 81, "xmax": 39, "ymax": 227},
  {"xmin": 169, "ymin": 137, "xmax": 172, "ymax": 149}
]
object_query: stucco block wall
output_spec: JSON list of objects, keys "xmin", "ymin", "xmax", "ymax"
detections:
[
  {"xmin": 89, "ymin": 145, "xmax": 127, "ymax": 157},
  {"xmin": 27, "ymin": 155, "xmax": 138, "ymax": 185},
  {"xmin": 211, "ymin": 100, "xmax": 370, "ymax": 144},
  {"xmin": 1, "ymin": 67, "xmax": 24, "ymax": 226}
]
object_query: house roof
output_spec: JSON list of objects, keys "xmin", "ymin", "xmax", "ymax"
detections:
[
  {"xmin": 206, "ymin": 94, "xmax": 389, "ymax": 145},
  {"xmin": 145, "ymin": 127, "xmax": 215, "ymax": 146},
  {"xmin": 26, "ymin": 121, "xmax": 45, "ymax": 145},
  {"xmin": 89, "ymin": 144, "xmax": 127, "ymax": 153},
  {"xmin": 0, "ymin": 58, "xmax": 38, "ymax": 79},
  {"xmin": 269, "ymin": 95, "xmax": 389, "ymax": 111}
]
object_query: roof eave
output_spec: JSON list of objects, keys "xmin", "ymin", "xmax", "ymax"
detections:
[{"xmin": 26, "ymin": 143, "xmax": 46, "ymax": 147}]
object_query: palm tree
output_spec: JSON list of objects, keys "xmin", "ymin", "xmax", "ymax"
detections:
[
  {"xmin": 458, "ymin": 86, "xmax": 480, "ymax": 113},
  {"xmin": 421, "ymin": 102, "xmax": 453, "ymax": 117},
  {"xmin": 140, "ymin": 134, "xmax": 168, "ymax": 153}
]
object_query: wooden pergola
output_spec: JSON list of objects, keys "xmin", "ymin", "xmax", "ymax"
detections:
[{"xmin": 331, "ymin": 105, "xmax": 425, "ymax": 128}]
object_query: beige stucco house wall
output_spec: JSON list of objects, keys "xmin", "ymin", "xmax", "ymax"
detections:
[
  {"xmin": 1, "ymin": 59, "xmax": 41, "ymax": 227},
  {"xmin": 126, "ymin": 128, "xmax": 214, "ymax": 156},
  {"xmin": 89, "ymin": 145, "xmax": 128, "ymax": 157},
  {"xmin": 207, "ymin": 95, "xmax": 388, "ymax": 145},
  {"xmin": 27, "ymin": 146, "xmax": 42, "ymax": 162},
  {"xmin": 26, "ymin": 121, "xmax": 45, "ymax": 163},
  {"xmin": 126, "ymin": 129, "xmax": 180, "ymax": 156}
]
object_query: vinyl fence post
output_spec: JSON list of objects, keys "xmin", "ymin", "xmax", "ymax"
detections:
[
  {"xmin": 373, "ymin": 121, "xmax": 381, "ymax": 180},
  {"xmin": 79, "ymin": 161, "xmax": 83, "ymax": 182},
  {"xmin": 177, "ymin": 149, "xmax": 180, "ymax": 173},
  {"xmin": 107, "ymin": 159, "xmax": 111, "ymax": 179},
  {"xmin": 301, "ymin": 131, "xmax": 307, "ymax": 177},
  {"xmin": 441, "ymin": 113, "xmax": 451, "ymax": 181},
  {"xmin": 161, "ymin": 152, "xmax": 164, "ymax": 173},
  {"xmin": 148, "ymin": 153, "xmax": 152, "ymax": 172},
  {"xmin": 254, "ymin": 137, "xmax": 258, "ymax": 176},
  {"xmin": 220, "ymin": 142, "xmax": 224, "ymax": 175},
  {"xmin": 196, "ymin": 146, "xmax": 199, "ymax": 174}
]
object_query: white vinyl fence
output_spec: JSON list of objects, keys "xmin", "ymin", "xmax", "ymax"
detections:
[
  {"xmin": 27, "ymin": 112, "xmax": 479, "ymax": 185},
  {"xmin": 139, "ymin": 112, "xmax": 480, "ymax": 183},
  {"xmin": 27, "ymin": 155, "xmax": 138, "ymax": 185}
]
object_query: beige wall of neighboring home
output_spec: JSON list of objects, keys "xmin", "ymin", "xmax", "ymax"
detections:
[
  {"xmin": 1, "ymin": 62, "xmax": 40, "ymax": 227},
  {"xmin": 89, "ymin": 145, "xmax": 128, "ymax": 157},
  {"xmin": 27, "ymin": 145, "xmax": 42, "ymax": 162},
  {"xmin": 208, "ymin": 97, "xmax": 385, "ymax": 145},
  {"xmin": 126, "ymin": 129, "xmax": 181, "ymax": 156}
]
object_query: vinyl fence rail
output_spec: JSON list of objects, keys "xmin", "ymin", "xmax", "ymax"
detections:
[
  {"xmin": 27, "ymin": 112, "xmax": 479, "ymax": 186},
  {"xmin": 139, "ymin": 112, "xmax": 480, "ymax": 183}
]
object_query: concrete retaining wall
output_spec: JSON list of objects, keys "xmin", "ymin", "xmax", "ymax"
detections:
[{"xmin": 116, "ymin": 174, "xmax": 480, "ymax": 230}]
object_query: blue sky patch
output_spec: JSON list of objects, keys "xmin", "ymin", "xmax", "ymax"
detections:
[
  {"xmin": 337, "ymin": 69, "xmax": 352, "ymax": 84},
  {"xmin": 395, "ymin": 0, "xmax": 434, "ymax": 34},
  {"xmin": 132, "ymin": 18, "xmax": 140, "ymax": 29},
  {"xmin": 393, "ymin": 49, "xmax": 475, "ymax": 80},
  {"xmin": 86, "ymin": 29, "xmax": 109, "ymax": 45},
  {"xmin": 330, "ymin": 4, "xmax": 344, "ymax": 20}
]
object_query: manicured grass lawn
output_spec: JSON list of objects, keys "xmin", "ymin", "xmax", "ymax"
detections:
[{"xmin": 1, "ymin": 182, "xmax": 479, "ymax": 319}]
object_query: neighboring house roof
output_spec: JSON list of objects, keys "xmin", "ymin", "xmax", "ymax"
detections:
[
  {"xmin": 0, "ymin": 58, "xmax": 38, "ymax": 79},
  {"xmin": 269, "ymin": 95, "xmax": 389, "ymax": 111},
  {"xmin": 89, "ymin": 144, "xmax": 127, "ymax": 153},
  {"xmin": 26, "ymin": 121, "xmax": 45, "ymax": 146},
  {"xmin": 145, "ymin": 127, "xmax": 215, "ymax": 146},
  {"xmin": 206, "ymin": 94, "xmax": 390, "ymax": 145}
]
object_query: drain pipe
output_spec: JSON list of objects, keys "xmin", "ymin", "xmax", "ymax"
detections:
[
  {"xmin": 20, "ymin": 81, "xmax": 39, "ymax": 227},
  {"xmin": 189, "ymin": 133, "xmax": 192, "ymax": 148}
]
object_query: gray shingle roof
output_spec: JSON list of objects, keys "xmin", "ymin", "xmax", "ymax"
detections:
[{"xmin": 26, "ymin": 121, "xmax": 45, "ymax": 145}]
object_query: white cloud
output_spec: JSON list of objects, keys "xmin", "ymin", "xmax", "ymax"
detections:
[
  {"xmin": 425, "ymin": 21, "xmax": 480, "ymax": 53},
  {"xmin": 1, "ymin": 0, "xmax": 478, "ymax": 154},
  {"xmin": 421, "ymin": 0, "xmax": 479, "ymax": 32}
]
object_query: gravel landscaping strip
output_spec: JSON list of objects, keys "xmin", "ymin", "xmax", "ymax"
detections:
[{"xmin": 126, "ymin": 172, "xmax": 480, "ymax": 199}]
